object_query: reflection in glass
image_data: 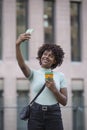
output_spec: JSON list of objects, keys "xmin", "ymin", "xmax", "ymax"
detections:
[
  {"xmin": 16, "ymin": 0, "xmax": 28, "ymax": 60},
  {"xmin": 72, "ymin": 91, "xmax": 84, "ymax": 130},
  {"xmin": 17, "ymin": 79, "xmax": 29, "ymax": 130},
  {"xmin": 44, "ymin": 0, "xmax": 55, "ymax": 44},
  {"xmin": 17, "ymin": 91, "xmax": 29, "ymax": 130},
  {"xmin": 70, "ymin": 2, "xmax": 81, "ymax": 61},
  {"xmin": 0, "ymin": 78, "xmax": 3, "ymax": 130}
]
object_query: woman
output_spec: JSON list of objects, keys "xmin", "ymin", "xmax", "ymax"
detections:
[{"xmin": 16, "ymin": 32, "xmax": 68, "ymax": 130}]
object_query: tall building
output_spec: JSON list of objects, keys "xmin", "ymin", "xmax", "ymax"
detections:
[{"xmin": 0, "ymin": 0, "xmax": 87, "ymax": 130}]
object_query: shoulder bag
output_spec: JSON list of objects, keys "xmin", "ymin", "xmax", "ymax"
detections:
[{"xmin": 20, "ymin": 83, "xmax": 45, "ymax": 120}]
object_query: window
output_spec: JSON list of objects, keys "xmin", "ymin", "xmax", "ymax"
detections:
[
  {"xmin": 72, "ymin": 79, "xmax": 85, "ymax": 130},
  {"xmin": 0, "ymin": 79, "xmax": 4, "ymax": 130},
  {"xmin": 70, "ymin": 2, "xmax": 81, "ymax": 61},
  {"xmin": 0, "ymin": 91, "xmax": 3, "ymax": 130},
  {"xmin": 16, "ymin": 0, "xmax": 28, "ymax": 60},
  {"xmin": 0, "ymin": 0, "xmax": 2, "ymax": 59},
  {"xmin": 44, "ymin": 0, "xmax": 55, "ymax": 44},
  {"xmin": 17, "ymin": 79, "xmax": 30, "ymax": 130}
]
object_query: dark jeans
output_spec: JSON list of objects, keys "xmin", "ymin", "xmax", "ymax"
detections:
[{"xmin": 28, "ymin": 102, "xmax": 64, "ymax": 130}]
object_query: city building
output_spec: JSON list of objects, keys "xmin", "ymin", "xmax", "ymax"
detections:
[{"xmin": 0, "ymin": 0, "xmax": 87, "ymax": 130}]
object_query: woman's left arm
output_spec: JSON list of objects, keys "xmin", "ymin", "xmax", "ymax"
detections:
[
  {"xmin": 53, "ymin": 87, "xmax": 67, "ymax": 106},
  {"xmin": 46, "ymin": 80, "xmax": 68, "ymax": 106}
]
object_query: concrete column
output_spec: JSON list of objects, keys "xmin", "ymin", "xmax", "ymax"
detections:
[
  {"xmin": 3, "ymin": 1, "xmax": 17, "ymax": 130},
  {"xmin": 4, "ymin": 77, "xmax": 17, "ymax": 130},
  {"xmin": 55, "ymin": 0, "xmax": 71, "ymax": 63},
  {"xmin": 2, "ymin": 0, "xmax": 16, "ymax": 61},
  {"xmin": 28, "ymin": 0, "xmax": 44, "ymax": 60},
  {"xmin": 55, "ymin": 1, "xmax": 72, "ymax": 130}
]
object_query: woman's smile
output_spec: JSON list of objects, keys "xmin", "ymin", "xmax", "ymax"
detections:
[{"xmin": 42, "ymin": 58, "xmax": 50, "ymax": 63}]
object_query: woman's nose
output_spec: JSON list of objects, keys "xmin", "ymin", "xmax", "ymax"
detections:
[{"xmin": 45, "ymin": 54, "xmax": 49, "ymax": 58}]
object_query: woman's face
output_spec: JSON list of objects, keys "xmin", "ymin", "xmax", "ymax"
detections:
[{"xmin": 40, "ymin": 50, "xmax": 56, "ymax": 69}]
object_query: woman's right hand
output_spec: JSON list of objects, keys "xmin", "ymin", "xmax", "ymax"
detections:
[{"xmin": 16, "ymin": 33, "xmax": 31, "ymax": 46}]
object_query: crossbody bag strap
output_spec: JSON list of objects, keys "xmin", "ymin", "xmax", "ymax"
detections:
[{"xmin": 30, "ymin": 83, "xmax": 46, "ymax": 106}]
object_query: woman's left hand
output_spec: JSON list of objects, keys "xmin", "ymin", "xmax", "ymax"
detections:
[
  {"xmin": 45, "ymin": 79, "xmax": 56, "ymax": 91},
  {"xmin": 45, "ymin": 79, "xmax": 67, "ymax": 106}
]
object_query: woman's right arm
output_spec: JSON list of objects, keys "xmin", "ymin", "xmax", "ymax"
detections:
[{"xmin": 16, "ymin": 33, "xmax": 31, "ymax": 78}]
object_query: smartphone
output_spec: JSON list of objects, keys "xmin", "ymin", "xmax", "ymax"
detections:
[
  {"xmin": 25, "ymin": 28, "xmax": 34, "ymax": 34},
  {"xmin": 45, "ymin": 71, "xmax": 53, "ymax": 81}
]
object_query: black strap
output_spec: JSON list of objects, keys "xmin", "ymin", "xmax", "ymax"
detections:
[{"xmin": 30, "ymin": 83, "xmax": 45, "ymax": 106}]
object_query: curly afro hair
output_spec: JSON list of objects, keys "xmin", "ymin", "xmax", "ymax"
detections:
[{"xmin": 37, "ymin": 43, "xmax": 65, "ymax": 69}]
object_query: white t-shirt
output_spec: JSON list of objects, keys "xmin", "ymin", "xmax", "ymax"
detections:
[{"xmin": 28, "ymin": 68, "xmax": 67, "ymax": 105}]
